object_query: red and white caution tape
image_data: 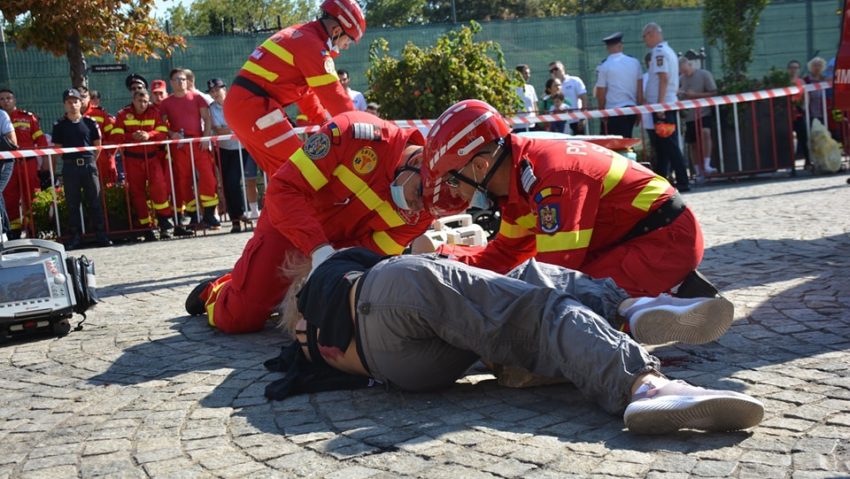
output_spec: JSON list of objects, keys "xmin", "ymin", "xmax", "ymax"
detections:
[{"xmin": 1, "ymin": 81, "xmax": 831, "ymax": 160}]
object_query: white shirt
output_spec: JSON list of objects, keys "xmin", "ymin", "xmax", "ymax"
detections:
[
  {"xmin": 641, "ymin": 72, "xmax": 654, "ymax": 130},
  {"xmin": 348, "ymin": 88, "xmax": 367, "ymax": 111},
  {"xmin": 645, "ymin": 41, "xmax": 679, "ymax": 104},
  {"xmin": 560, "ymin": 75, "xmax": 587, "ymax": 123},
  {"xmin": 514, "ymin": 83, "xmax": 539, "ymax": 131},
  {"xmin": 0, "ymin": 109, "xmax": 12, "ymax": 137},
  {"xmin": 595, "ymin": 52, "xmax": 642, "ymax": 108}
]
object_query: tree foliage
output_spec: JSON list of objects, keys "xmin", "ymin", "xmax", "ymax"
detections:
[
  {"xmin": 164, "ymin": 0, "xmax": 314, "ymax": 36},
  {"xmin": 1, "ymin": 0, "xmax": 185, "ymax": 88},
  {"xmin": 703, "ymin": 0, "xmax": 769, "ymax": 83},
  {"xmin": 366, "ymin": 21, "xmax": 522, "ymax": 120},
  {"xmin": 365, "ymin": 0, "xmax": 701, "ymax": 27}
]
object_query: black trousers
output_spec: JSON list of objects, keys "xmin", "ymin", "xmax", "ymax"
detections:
[
  {"xmin": 219, "ymin": 148, "xmax": 246, "ymax": 220},
  {"xmin": 63, "ymin": 160, "xmax": 106, "ymax": 235},
  {"xmin": 649, "ymin": 111, "xmax": 690, "ymax": 190},
  {"xmin": 605, "ymin": 114, "xmax": 636, "ymax": 138}
]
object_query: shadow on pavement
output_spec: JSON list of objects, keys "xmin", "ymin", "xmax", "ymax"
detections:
[{"xmin": 96, "ymin": 269, "xmax": 232, "ymax": 299}]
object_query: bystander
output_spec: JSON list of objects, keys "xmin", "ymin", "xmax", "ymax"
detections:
[
  {"xmin": 595, "ymin": 32, "xmax": 642, "ymax": 139},
  {"xmin": 549, "ymin": 60, "xmax": 587, "ymax": 134},
  {"xmin": 678, "ymin": 57, "xmax": 718, "ymax": 181}
]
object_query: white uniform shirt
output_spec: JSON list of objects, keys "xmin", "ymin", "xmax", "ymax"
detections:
[
  {"xmin": 645, "ymin": 41, "xmax": 679, "ymax": 104},
  {"xmin": 595, "ymin": 52, "xmax": 642, "ymax": 108},
  {"xmin": 560, "ymin": 75, "xmax": 587, "ymax": 123},
  {"xmin": 641, "ymin": 72, "xmax": 654, "ymax": 130},
  {"xmin": 348, "ymin": 88, "xmax": 367, "ymax": 111},
  {"xmin": 514, "ymin": 83, "xmax": 539, "ymax": 130}
]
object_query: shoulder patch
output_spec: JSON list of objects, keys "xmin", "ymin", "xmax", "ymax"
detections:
[
  {"xmin": 352, "ymin": 122, "xmax": 382, "ymax": 141},
  {"xmin": 327, "ymin": 122, "xmax": 342, "ymax": 145},
  {"xmin": 538, "ymin": 203, "xmax": 560, "ymax": 234},
  {"xmin": 304, "ymin": 132, "xmax": 331, "ymax": 160},
  {"xmin": 534, "ymin": 186, "xmax": 564, "ymax": 204},
  {"xmin": 656, "ymin": 55, "xmax": 664, "ymax": 67},
  {"xmin": 324, "ymin": 57, "xmax": 336, "ymax": 75},
  {"xmin": 352, "ymin": 146, "xmax": 378, "ymax": 175}
]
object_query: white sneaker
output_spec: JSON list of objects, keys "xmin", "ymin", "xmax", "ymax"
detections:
[
  {"xmin": 704, "ymin": 165, "xmax": 718, "ymax": 174},
  {"xmin": 624, "ymin": 379, "xmax": 764, "ymax": 434},
  {"xmin": 621, "ymin": 294, "xmax": 733, "ymax": 345}
]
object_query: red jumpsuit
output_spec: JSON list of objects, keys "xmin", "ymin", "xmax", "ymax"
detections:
[
  {"xmin": 223, "ymin": 20, "xmax": 355, "ymax": 175},
  {"xmin": 158, "ymin": 93, "xmax": 219, "ymax": 214},
  {"xmin": 110, "ymin": 104, "xmax": 173, "ymax": 228},
  {"xmin": 84, "ymin": 104, "xmax": 118, "ymax": 185},
  {"xmin": 439, "ymin": 136, "xmax": 704, "ymax": 297},
  {"xmin": 3, "ymin": 108, "xmax": 47, "ymax": 236},
  {"xmin": 205, "ymin": 112, "xmax": 432, "ymax": 334}
]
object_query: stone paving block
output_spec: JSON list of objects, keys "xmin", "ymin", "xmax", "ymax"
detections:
[
  {"xmin": 354, "ymin": 451, "xmax": 431, "ymax": 475},
  {"xmin": 21, "ymin": 453, "xmax": 77, "ymax": 471},
  {"xmin": 690, "ymin": 459, "xmax": 739, "ymax": 477},
  {"xmin": 324, "ymin": 465, "xmax": 382, "ymax": 479},
  {"xmin": 19, "ymin": 465, "xmax": 78, "ymax": 479}
]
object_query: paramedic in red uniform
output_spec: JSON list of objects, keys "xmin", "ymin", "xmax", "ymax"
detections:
[
  {"xmin": 80, "ymin": 87, "xmax": 119, "ymax": 185},
  {"xmin": 159, "ymin": 68, "xmax": 220, "ymax": 227},
  {"xmin": 110, "ymin": 89, "xmax": 176, "ymax": 239},
  {"xmin": 0, "ymin": 88, "xmax": 47, "ymax": 239},
  {"xmin": 422, "ymin": 100, "xmax": 728, "ymax": 344},
  {"xmin": 223, "ymin": 0, "xmax": 365, "ymax": 174},
  {"xmin": 185, "ymin": 111, "xmax": 433, "ymax": 334}
]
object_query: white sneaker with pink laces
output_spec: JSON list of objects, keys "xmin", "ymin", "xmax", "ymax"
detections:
[
  {"xmin": 620, "ymin": 294, "xmax": 734, "ymax": 345},
  {"xmin": 624, "ymin": 379, "xmax": 765, "ymax": 434}
]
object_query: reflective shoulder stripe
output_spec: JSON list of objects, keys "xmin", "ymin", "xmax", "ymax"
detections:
[
  {"xmin": 291, "ymin": 148, "xmax": 329, "ymax": 191},
  {"xmin": 91, "ymin": 115, "xmax": 104, "ymax": 123},
  {"xmin": 631, "ymin": 176, "xmax": 670, "ymax": 212},
  {"xmin": 333, "ymin": 165, "xmax": 405, "ymax": 228},
  {"xmin": 242, "ymin": 60, "xmax": 279, "ymax": 82},
  {"xmin": 601, "ymin": 153, "xmax": 629, "ymax": 198},
  {"xmin": 372, "ymin": 231, "xmax": 405, "ymax": 255},
  {"xmin": 155, "ymin": 126, "xmax": 169, "ymax": 132},
  {"xmin": 103, "ymin": 124, "xmax": 113, "ymax": 133},
  {"xmin": 536, "ymin": 229, "xmax": 593, "ymax": 253},
  {"xmin": 32, "ymin": 130, "xmax": 44, "ymax": 139},
  {"xmin": 499, "ymin": 220, "xmax": 533, "ymax": 239},
  {"xmin": 124, "ymin": 119, "xmax": 141, "ymax": 126},
  {"xmin": 261, "ymin": 38, "xmax": 295, "ymax": 65},
  {"xmin": 12, "ymin": 121, "xmax": 29, "ymax": 128},
  {"xmin": 515, "ymin": 213, "xmax": 537, "ymax": 230},
  {"xmin": 111, "ymin": 128, "xmax": 125, "ymax": 135},
  {"xmin": 306, "ymin": 73, "xmax": 338, "ymax": 88}
]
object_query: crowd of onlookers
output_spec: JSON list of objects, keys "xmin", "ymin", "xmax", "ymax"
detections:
[{"xmin": 0, "ymin": 27, "xmax": 839, "ymax": 248}]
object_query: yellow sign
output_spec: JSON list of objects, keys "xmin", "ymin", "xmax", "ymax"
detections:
[{"xmin": 352, "ymin": 147, "xmax": 378, "ymax": 175}]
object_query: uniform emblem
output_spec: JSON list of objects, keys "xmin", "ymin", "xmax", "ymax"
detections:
[
  {"xmin": 656, "ymin": 55, "xmax": 664, "ymax": 67},
  {"xmin": 538, "ymin": 203, "xmax": 560, "ymax": 234},
  {"xmin": 352, "ymin": 147, "xmax": 378, "ymax": 175},
  {"xmin": 534, "ymin": 186, "xmax": 563, "ymax": 203},
  {"xmin": 352, "ymin": 122, "xmax": 381, "ymax": 141},
  {"xmin": 304, "ymin": 133, "xmax": 331, "ymax": 160},
  {"xmin": 127, "ymin": 113, "xmax": 134, "ymax": 121},
  {"xmin": 328, "ymin": 122, "xmax": 342, "ymax": 145},
  {"xmin": 324, "ymin": 57, "xmax": 336, "ymax": 75}
]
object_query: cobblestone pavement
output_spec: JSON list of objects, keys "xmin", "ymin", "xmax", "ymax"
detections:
[{"xmin": 1, "ymin": 173, "xmax": 849, "ymax": 479}]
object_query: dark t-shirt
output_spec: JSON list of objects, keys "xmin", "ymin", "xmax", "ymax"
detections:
[
  {"xmin": 52, "ymin": 116, "xmax": 100, "ymax": 161},
  {"xmin": 297, "ymin": 248, "xmax": 385, "ymax": 354}
]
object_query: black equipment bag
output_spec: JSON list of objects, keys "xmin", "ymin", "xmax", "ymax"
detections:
[{"xmin": 65, "ymin": 255, "xmax": 98, "ymax": 316}]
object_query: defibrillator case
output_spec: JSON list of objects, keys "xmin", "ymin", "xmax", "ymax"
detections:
[{"xmin": 0, "ymin": 239, "xmax": 79, "ymax": 337}]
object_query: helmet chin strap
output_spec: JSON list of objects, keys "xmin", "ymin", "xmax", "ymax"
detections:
[{"xmin": 452, "ymin": 137, "xmax": 509, "ymax": 202}]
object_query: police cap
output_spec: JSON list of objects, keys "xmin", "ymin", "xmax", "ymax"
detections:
[
  {"xmin": 602, "ymin": 32, "xmax": 624, "ymax": 44},
  {"xmin": 125, "ymin": 73, "xmax": 149, "ymax": 90}
]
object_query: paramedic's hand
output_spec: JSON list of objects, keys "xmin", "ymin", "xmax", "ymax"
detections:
[{"xmin": 309, "ymin": 244, "xmax": 336, "ymax": 277}]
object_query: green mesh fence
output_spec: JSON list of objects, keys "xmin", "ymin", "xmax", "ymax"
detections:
[{"xmin": 0, "ymin": 0, "xmax": 841, "ymax": 124}]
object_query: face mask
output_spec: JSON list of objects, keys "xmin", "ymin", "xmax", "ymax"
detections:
[
  {"xmin": 468, "ymin": 163, "xmax": 493, "ymax": 210},
  {"xmin": 390, "ymin": 169, "xmax": 418, "ymax": 211}
]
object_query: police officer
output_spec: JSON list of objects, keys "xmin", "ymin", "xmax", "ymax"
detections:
[{"xmin": 595, "ymin": 32, "xmax": 643, "ymax": 139}]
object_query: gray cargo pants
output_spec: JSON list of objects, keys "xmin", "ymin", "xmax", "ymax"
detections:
[{"xmin": 356, "ymin": 255, "xmax": 660, "ymax": 414}]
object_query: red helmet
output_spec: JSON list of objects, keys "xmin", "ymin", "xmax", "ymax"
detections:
[
  {"xmin": 321, "ymin": 0, "xmax": 366, "ymax": 43},
  {"xmin": 655, "ymin": 122, "xmax": 676, "ymax": 138},
  {"xmin": 422, "ymin": 99, "xmax": 511, "ymax": 216}
]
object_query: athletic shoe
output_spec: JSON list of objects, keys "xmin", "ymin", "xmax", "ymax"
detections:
[
  {"xmin": 624, "ymin": 379, "xmax": 764, "ymax": 434},
  {"xmin": 622, "ymin": 294, "xmax": 734, "ymax": 345},
  {"xmin": 185, "ymin": 279, "xmax": 214, "ymax": 316},
  {"xmin": 675, "ymin": 269, "xmax": 720, "ymax": 298}
]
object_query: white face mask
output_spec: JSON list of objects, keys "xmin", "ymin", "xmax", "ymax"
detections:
[
  {"xmin": 390, "ymin": 170, "xmax": 417, "ymax": 211},
  {"xmin": 469, "ymin": 163, "xmax": 493, "ymax": 210}
]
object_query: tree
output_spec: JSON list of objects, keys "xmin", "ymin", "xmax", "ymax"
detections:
[
  {"xmin": 363, "ymin": 0, "xmax": 427, "ymax": 28},
  {"xmin": 165, "ymin": 0, "xmax": 314, "ymax": 36},
  {"xmin": 703, "ymin": 0, "xmax": 769, "ymax": 82},
  {"xmin": 366, "ymin": 21, "xmax": 522, "ymax": 120},
  {"xmin": 2, "ymin": 0, "xmax": 185, "ymax": 88}
]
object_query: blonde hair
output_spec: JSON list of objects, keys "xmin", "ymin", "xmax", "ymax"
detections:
[
  {"xmin": 807, "ymin": 56, "xmax": 826, "ymax": 74},
  {"xmin": 276, "ymin": 250, "xmax": 312, "ymax": 336}
]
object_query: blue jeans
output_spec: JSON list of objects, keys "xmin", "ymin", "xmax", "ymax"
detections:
[{"xmin": 0, "ymin": 160, "xmax": 14, "ymax": 235}]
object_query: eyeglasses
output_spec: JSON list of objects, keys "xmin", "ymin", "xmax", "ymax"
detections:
[{"xmin": 549, "ymin": 68, "xmax": 558, "ymax": 73}]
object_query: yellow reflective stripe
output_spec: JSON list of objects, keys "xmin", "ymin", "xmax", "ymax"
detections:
[
  {"xmin": 139, "ymin": 217, "xmax": 152, "ymax": 225},
  {"xmin": 9, "ymin": 219, "xmax": 22, "ymax": 228},
  {"xmin": 536, "ymin": 229, "xmax": 593, "ymax": 253},
  {"xmin": 306, "ymin": 73, "xmax": 338, "ymax": 87},
  {"xmin": 499, "ymin": 220, "xmax": 533, "ymax": 239},
  {"xmin": 333, "ymin": 165, "xmax": 405, "ymax": 228},
  {"xmin": 601, "ymin": 154, "xmax": 629, "ymax": 198},
  {"xmin": 111, "ymin": 128, "xmax": 125, "ymax": 135},
  {"xmin": 261, "ymin": 38, "xmax": 294, "ymax": 65},
  {"xmin": 242, "ymin": 60, "xmax": 279, "ymax": 82},
  {"xmin": 200, "ymin": 194, "xmax": 219, "ymax": 207},
  {"xmin": 126, "ymin": 119, "xmax": 157, "ymax": 127},
  {"xmin": 103, "ymin": 124, "xmax": 113, "ymax": 133},
  {"xmin": 206, "ymin": 279, "xmax": 231, "ymax": 328},
  {"xmin": 291, "ymin": 148, "xmax": 328, "ymax": 191},
  {"xmin": 152, "ymin": 200, "xmax": 170, "ymax": 210},
  {"xmin": 631, "ymin": 176, "xmax": 670, "ymax": 212},
  {"xmin": 124, "ymin": 119, "xmax": 141, "ymax": 126},
  {"xmin": 12, "ymin": 121, "xmax": 29, "ymax": 128},
  {"xmin": 155, "ymin": 126, "xmax": 168, "ymax": 132},
  {"xmin": 515, "ymin": 213, "xmax": 537, "ymax": 230},
  {"xmin": 91, "ymin": 115, "xmax": 104, "ymax": 123},
  {"xmin": 32, "ymin": 130, "xmax": 44, "ymax": 139},
  {"xmin": 372, "ymin": 231, "xmax": 405, "ymax": 255}
]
